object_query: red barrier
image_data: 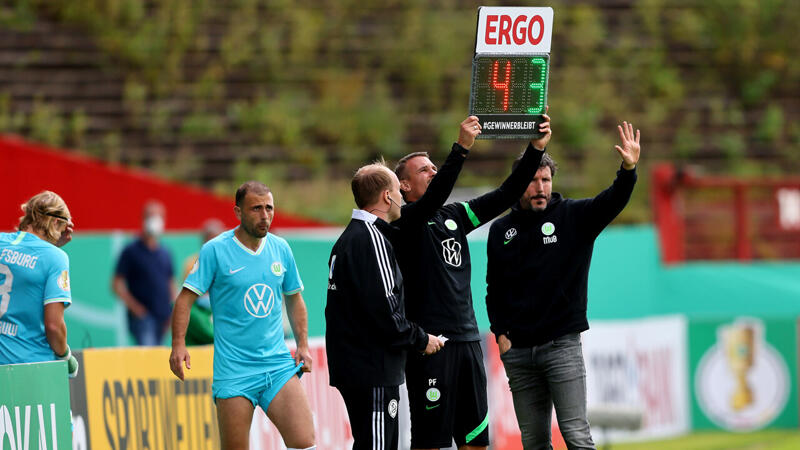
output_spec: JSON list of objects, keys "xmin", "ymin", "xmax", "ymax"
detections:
[{"xmin": 0, "ymin": 135, "xmax": 327, "ymax": 231}]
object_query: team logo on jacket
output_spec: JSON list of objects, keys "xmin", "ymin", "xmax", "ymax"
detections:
[
  {"xmin": 441, "ymin": 238, "xmax": 462, "ymax": 267},
  {"xmin": 388, "ymin": 399, "xmax": 398, "ymax": 418},
  {"xmin": 271, "ymin": 262, "xmax": 283, "ymax": 276},
  {"xmin": 541, "ymin": 222, "xmax": 557, "ymax": 244},
  {"xmin": 445, "ymin": 219, "xmax": 458, "ymax": 231},
  {"xmin": 244, "ymin": 283, "xmax": 275, "ymax": 318},
  {"xmin": 504, "ymin": 228, "xmax": 517, "ymax": 244}
]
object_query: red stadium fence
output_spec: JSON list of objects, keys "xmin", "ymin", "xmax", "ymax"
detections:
[{"xmin": 651, "ymin": 164, "xmax": 800, "ymax": 264}]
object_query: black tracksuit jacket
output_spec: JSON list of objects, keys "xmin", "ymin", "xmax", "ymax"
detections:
[
  {"xmin": 486, "ymin": 165, "xmax": 637, "ymax": 347},
  {"xmin": 379, "ymin": 142, "xmax": 545, "ymax": 342},
  {"xmin": 326, "ymin": 210, "xmax": 429, "ymax": 387}
]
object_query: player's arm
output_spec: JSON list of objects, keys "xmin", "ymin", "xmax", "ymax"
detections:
[
  {"xmin": 583, "ymin": 121, "xmax": 640, "ymax": 233},
  {"xmin": 357, "ymin": 235, "xmax": 443, "ymax": 354},
  {"xmin": 44, "ymin": 302, "xmax": 68, "ymax": 356},
  {"xmin": 397, "ymin": 117, "xmax": 479, "ymax": 224},
  {"xmin": 465, "ymin": 114, "xmax": 550, "ymax": 226},
  {"xmin": 169, "ymin": 287, "xmax": 199, "ymax": 380},
  {"xmin": 284, "ymin": 292, "xmax": 312, "ymax": 372},
  {"xmin": 112, "ymin": 275, "xmax": 147, "ymax": 318}
]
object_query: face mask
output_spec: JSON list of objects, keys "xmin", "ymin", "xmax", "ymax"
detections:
[{"xmin": 143, "ymin": 215, "xmax": 165, "ymax": 237}]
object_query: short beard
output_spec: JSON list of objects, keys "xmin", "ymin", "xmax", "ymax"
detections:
[{"xmin": 243, "ymin": 222, "xmax": 267, "ymax": 239}]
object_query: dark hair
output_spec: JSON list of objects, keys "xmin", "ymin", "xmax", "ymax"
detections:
[
  {"xmin": 394, "ymin": 152, "xmax": 429, "ymax": 180},
  {"xmin": 235, "ymin": 181, "xmax": 271, "ymax": 206},
  {"xmin": 513, "ymin": 151, "xmax": 557, "ymax": 177},
  {"xmin": 352, "ymin": 161, "xmax": 394, "ymax": 209}
]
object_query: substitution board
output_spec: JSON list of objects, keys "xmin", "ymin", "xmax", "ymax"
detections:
[{"xmin": 469, "ymin": 7, "xmax": 553, "ymax": 139}]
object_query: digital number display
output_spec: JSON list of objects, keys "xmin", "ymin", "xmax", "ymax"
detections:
[{"xmin": 470, "ymin": 55, "xmax": 549, "ymax": 115}]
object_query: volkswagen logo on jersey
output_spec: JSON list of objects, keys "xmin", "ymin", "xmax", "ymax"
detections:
[
  {"xmin": 441, "ymin": 238, "xmax": 462, "ymax": 267},
  {"xmin": 243, "ymin": 283, "xmax": 275, "ymax": 318},
  {"xmin": 505, "ymin": 228, "xmax": 517, "ymax": 240}
]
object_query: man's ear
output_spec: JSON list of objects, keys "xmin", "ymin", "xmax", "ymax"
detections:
[
  {"xmin": 233, "ymin": 205, "xmax": 242, "ymax": 220},
  {"xmin": 399, "ymin": 180, "xmax": 411, "ymax": 193}
]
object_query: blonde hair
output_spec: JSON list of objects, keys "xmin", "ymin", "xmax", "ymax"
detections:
[
  {"xmin": 18, "ymin": 191, "xmax": 71, "ymax": 244},
  {"xmin": 351, "ymin": 160, "xmax": 394, "ymax": 209}
]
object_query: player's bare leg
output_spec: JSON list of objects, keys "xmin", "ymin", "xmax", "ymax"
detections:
[
  {"xmin": 266, "ymin": 375, "xmax": 315, "ymax": 448},
  {"xmin": 216, "ymin": 396, "xmax": 255, "ymax": 450}
]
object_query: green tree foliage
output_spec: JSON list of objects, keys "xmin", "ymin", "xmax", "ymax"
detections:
[{"xmin": 1, "ymin": 0, "xmax": 798, "ymax": 224}]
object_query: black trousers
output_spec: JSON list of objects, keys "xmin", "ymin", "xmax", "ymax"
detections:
[{"xmin": 337, "ymin": 385, "xmax": 401, "ymax": 450}]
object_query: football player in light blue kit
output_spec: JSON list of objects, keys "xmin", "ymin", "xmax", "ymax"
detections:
[
  {"xmin": 0, "ymin": 190, "xmax": 79, "ymax": 377},
  {"xmin": 170, "ymin": 181, "xmax": 315, "ymax": 450}
]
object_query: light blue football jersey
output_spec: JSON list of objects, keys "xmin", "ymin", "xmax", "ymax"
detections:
[
  {"xmin": 183, "ymin": 229, "xmax": 303, "ymax": 381},
  {"xmin": 0, "ymin": 231, "xmax": 71, "ymax": 365}
]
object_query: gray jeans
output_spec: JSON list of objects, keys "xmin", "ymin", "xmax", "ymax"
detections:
[{"xmin": 499, "ymin": 333, "xmax": 595, "ymax": 450}]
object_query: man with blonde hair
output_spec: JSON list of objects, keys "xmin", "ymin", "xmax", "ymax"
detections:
[
  {"xmin": 0, "ymin": 190, "xmax": 79, "ymax": 378},
  {"xmin": 326, "ymin": 160, "xmax": 445, "ymax": 450}
]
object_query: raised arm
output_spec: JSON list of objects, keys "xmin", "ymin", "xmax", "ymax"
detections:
[
  {"xmin": 583, "ymin": 121, "xmax": 640, "ymax": 233},
  {"xmin": 397, "ymin": 117, "xmax": 481, "ymax": 225},
  {"xmin": 465, "ymin": 114, "xmax": 551, "ymax": 227}
]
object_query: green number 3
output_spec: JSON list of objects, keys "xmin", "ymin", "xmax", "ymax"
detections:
[{"xmin": 527, "ymin": 57, "xmax": 547, "ymax": 114}]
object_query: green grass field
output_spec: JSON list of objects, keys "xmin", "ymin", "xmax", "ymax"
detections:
[{"xmin": 609, "ymin": 430, "xmax": 800, "ymax": 450}]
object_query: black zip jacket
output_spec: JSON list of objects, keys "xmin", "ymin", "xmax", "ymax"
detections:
[
  {"xmin": 326, "ymin": 210, "xmax": 428, "ymax": 387},
  {"xmin": 486, "ymin": 165, "xmax": 637, "ymax": 347},
  {"xmin": 379, "ymin": 142, "xmax": 545, "ymax": 342}
]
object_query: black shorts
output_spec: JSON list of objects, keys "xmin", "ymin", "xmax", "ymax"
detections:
[
  {"xmin": 336, "ymin": 385, "xmax": 400, "ymax": 450},
  {"xmin": 406, "ymin": 340, "xmax": 489, "ymax": 448}
]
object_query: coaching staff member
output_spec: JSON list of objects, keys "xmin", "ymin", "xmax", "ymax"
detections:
[
  {"xmin": 326, "ymin": 161, "xmax": 444, "ymax": 450},
  {"xmin": 486, "ymin": 121, "xmax": 640, "ymax": 450},
  {"xmin": 385, "ymin": 114, "xmax": 550, "ymax": 450}
]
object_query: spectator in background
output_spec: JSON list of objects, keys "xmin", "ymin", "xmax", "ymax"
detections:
[
  {"xmin": 182, "ymin": 218, "xmax": 225, "ymax": 346},
  {"xmin": 112, "ymin": 200, "xmax": 175, "ymax": 346},
  {"xmin": 0, "ymin": 191, "xmax": 79, "ymax": 377},
  {"xmin": 485, "ymin": 122, "xmax": 640, "ymax": 449}
]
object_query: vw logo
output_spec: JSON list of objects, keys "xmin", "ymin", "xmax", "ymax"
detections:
[
  {"xmin": 441, "ymin": 238, "xmax": 462, "ymax": 267},
  {"xmin": 505, "ymin": 228, "xmax": 517, "ymax": 240},
  {"xmin": 244, "ymin": 283, "xmax": 275, "ymax": 318}
]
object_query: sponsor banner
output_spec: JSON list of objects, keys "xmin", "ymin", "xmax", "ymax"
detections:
[
  {"xmin": 690, "ymin": 317, "xmax": 797, "ymax": 431},
  {"xmin": 486, "ymin": 316, "xmax": 689, "ymax": 448},
  {"xmin": 0, "ymin": 360, "xmax": 72, "ymax": 450},
  {"xmin": 81, "ymin": 346, "xmax": 219, "ymax": 450},
  {"xmin": 583, "ymin": 316, "xmax": 690, "ymax": 442},
  {"xmin": 73, "ymin": 340, "xmax": 353, "ymax": 449}
]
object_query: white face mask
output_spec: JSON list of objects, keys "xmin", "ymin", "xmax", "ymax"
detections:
[{"xmin": 143, "ymin": 215, "xmax": 164, "ymax": 237}]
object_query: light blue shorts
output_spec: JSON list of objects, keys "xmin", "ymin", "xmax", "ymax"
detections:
[{"xmin": 212, "ymin": 356, "xmax": 303, "ymax": 413}]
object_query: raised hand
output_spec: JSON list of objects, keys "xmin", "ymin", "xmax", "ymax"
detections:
[
  {"xmin": 614, "ymin": 121, "xmax": 640, "ymax": 170},
  {"xmin": 531, "ymin": 106, "xmax": 551, "ymax": 150},
  {"xmin": 457, "ymin": 116, "xmax": 482, "ymax": 150}
]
